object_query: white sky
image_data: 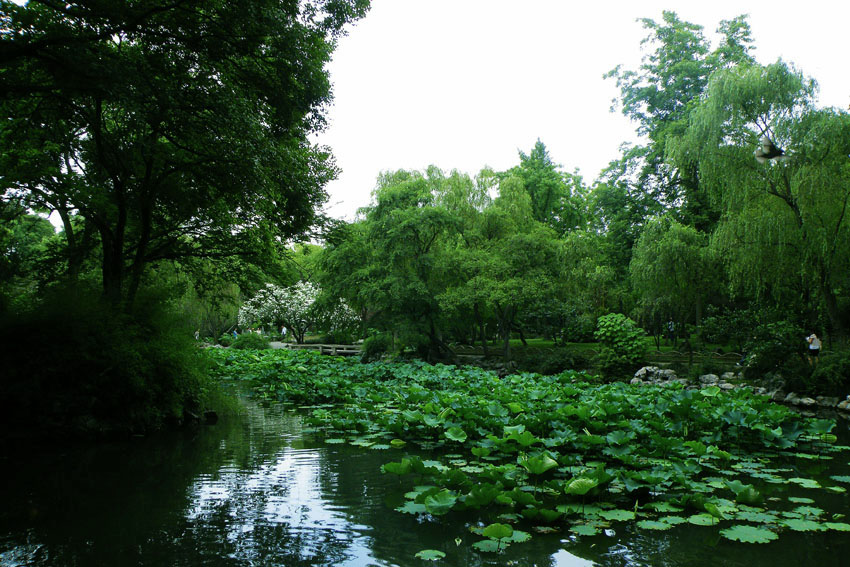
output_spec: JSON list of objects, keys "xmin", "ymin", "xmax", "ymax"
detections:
[{"xmin": 317, "ymin": 0, "xmax": 850, "ymax": 221}]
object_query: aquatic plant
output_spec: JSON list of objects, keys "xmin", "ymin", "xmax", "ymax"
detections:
[{"xmin": 208, "ymin": 349, "xmax": 850, "ymax": 554}]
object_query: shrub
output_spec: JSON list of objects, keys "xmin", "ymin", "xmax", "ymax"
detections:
[
  {"xmin": 593, "ymin": 313, "xmax": 647, "ymax": 379},
  {"xmin": 361, "ymin": 333, "xmax": 392, "ymax": 363},
  {"xmin": 0, "ymin": 285, "xmax": 222, "ymax": 438},
  {"xmin": 218, "ymin": 332, "xmax": 234, "ymax": 346},
  {"xmin": 793, "ymin": 350, "xmax": 850, "ymax": 397},
  {"xmin": 230, "ymin": 332, "xmax": 271, "ymax": 350},
  {"xmin": 514, "ymin": 347, "xmax": 592, "ymax": 375},
  {"xmin": 742, "ymin": 320, "xmax": 805, "ymax": 378}
]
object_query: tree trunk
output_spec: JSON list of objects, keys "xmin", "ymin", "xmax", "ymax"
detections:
[{"xmin": 474, "ymin": 303, "xmax": 489, "ymax": 357}]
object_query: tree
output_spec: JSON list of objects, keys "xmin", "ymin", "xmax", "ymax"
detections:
[
  {"xmin": 0, "ymin": 0, "xmax": 370, "ymax": 308},
  {"xmin": 605, "ymin": 12, "xmax": 755, "ymax": 230},
  {"xmin": 629, "ymin": 216, "xmax": 718, "ymax": 342},
  {"xmin": 238, "ymin": 280, "xmax": 357, "ymax": 343},
  {"xmin": 677, "ymin": 61, "xmax": 850, "ymax": 335}
]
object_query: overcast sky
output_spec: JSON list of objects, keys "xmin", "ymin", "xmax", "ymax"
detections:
[{"xmin": 316, "ymin": 0, "xmax": 850, "ymax": 220}]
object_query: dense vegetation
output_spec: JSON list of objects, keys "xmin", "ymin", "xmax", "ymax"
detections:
[
  {"xmin": 0, "ymin": 0, "xmax": 369, "ymax": 435},
  {"xmin": 211, "ymin": 349, "xmax": 850, "ymax": 553},
  {"xmin": 2, "ymin": 5, "xmax": 849, "ymax": 432}
]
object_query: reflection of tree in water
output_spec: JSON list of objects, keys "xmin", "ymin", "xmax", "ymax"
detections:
[{"xmin": 6, "ymin": 401, "xmax": 848, "ymax": 566}]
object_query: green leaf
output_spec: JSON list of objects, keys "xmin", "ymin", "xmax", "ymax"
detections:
[
  {"xmin": 598, "ymin": 509, "xmax": 636, "ymax": 522},
  {"xmin": 824, "ymin": 522, "xmax": 850, "ymax": 531},
  {"xmin": 636, "ymin": 520, "xmax": 673, "ymax": 531},
  {"xmin": 424, "ymin": 489, "xmax": 457, "ymax": 516},
  {"xmin": 414, "ymin": 549, "xmax": 446, "ymax": 561},
  {"xmin": 783, "ymin": 518, "xmax": 826, "ymax": 532},
  {"xmin": 569, "ymin": 524, "xmax": 599, "ymax": 536},
  {"xmin": 519, "ymin": 453, "xmax": 559, "ymax": 475},
  {"xmin": 720, "ymin": 525, "xmax": 779, "ymax": 543},
  {"xmin": 830, "ymin": 475, "xmax": 850, "ymax": 484},
  {"xmin": 688, "ymin": 513, "xmax": 717, "ymax": 526},
  {"xmin": 445, "ymin": 427, "xmax": 467, "ymax": 442},
  {"xmin": 482, "ymin": 523, "xmax": 513, "ymax": 540},
  {"xmin": 472, "ymin": 540, "xmax": 502, "ymax": 553}
]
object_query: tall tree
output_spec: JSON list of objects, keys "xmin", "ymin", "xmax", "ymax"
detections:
[
  {"xmin": 605, "ymin": 12, "xmax": 755, "ymax": 230},
  {"xmin": 0, "ymin": 0, "xmax": 369, "ymax": 307},
  {"xmin": 677, "ymin": 61, "xmax": 850, "ymax": 335}
]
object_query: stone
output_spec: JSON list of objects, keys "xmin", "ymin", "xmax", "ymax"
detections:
[
  {"xmin": 719, "ymin": 383, "xmax": 736, "ymax": 391},
  {"xmin": 798, "ymin": 397, "xmax": 817, "ymax": 407},
  {"xmin": 720, "ymin": 372, "xmax": 737, "ymax": 381},
  {"xmin": 838, "ymin": 400, "xmax": 850, "ymax": 411},
  {"xmin": 816, "ymin": 396, "xmax": 840, "ymax": 408},
  {"xmin": 784, "ymin": 392, "xmax": 799, "ymax": 404},
  {"xmin": 772, "ymin": 390, "xmax": 786, "ymax": 402},
  {"xmin": 657, "ymin": 369, "xmax": 677, "ymax": 381},
  {"xmin": 699, "ymin": 374, "xmax": 719, "ymax": 385},
  {"xmin": 630, "ymin": 378, "xmax": 644, "ymax": 385},
  {"xmin": 634, "ymin": 366, "xmax": 657, "ymax": 379}
]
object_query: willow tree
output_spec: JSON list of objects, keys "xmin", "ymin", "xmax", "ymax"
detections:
[{"xmin": 676, "ymin": 62, "xmax": 850, "ymax": 334}]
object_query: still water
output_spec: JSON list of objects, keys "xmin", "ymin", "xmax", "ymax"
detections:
[{"xmin": 1, "ymin": 399, "xmax": 849, "ymax": 567}]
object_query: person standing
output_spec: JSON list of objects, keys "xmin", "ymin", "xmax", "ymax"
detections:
[{"xmin": 806, "ymin": 333, "xmax": 821, "ymax": 365}]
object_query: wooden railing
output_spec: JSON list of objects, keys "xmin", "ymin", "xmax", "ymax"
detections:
[{"xmin": 283, "ymin": 343, "xmax": 361, "ymax": 356}]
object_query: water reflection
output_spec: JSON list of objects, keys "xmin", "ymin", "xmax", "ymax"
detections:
[{"xmin": 1, "ymin": 401, "xmax": 848, "ymax": 567}]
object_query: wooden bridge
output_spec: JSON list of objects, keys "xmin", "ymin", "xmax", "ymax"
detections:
[{"xmin": 274, "ymin": 343, "xmax": 362, "ymax": 356}]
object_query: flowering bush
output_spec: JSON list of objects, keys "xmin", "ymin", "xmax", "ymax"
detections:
[{"xmin": 238, "ymin": 281, "xmax": 357, "ymax": 343}]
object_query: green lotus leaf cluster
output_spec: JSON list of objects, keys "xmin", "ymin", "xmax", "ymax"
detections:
[{"xmin": 208, "ymin": 349, "xmax": 850, "ymax": 553}]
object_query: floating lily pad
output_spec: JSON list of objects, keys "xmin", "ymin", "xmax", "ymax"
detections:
[
  {"xmin": 824, "ymin": 522, "xmax": 850, "ymax": 531},
  {"xmin": 783, "ymin": 518, "xmax": 826, "ymax": 532},
  {"xmin": 598, "ymin": 509, "xmax": 636, "ymax": 522},
  {"xmin": 472, "ymin": 540, "xmax": 503, "ymax": 553},
  {"xmin": 636, "ymin": 520, "xmax": 673, "ymax": 531},
  {"xmin": 414, "ymin": 549, "xmax": 446, "ymax": 561},
  {"xmin": 569, "ymin": 524, "xmax": 600, "ymax": 536},
  {"xmin": 788, "ymin": 477, "xmax": 821, "ymax": 489},
  {"xmin": 688, "ymin": 513, "xmax": 717, "ymax": 526},
  {"xmin": 787, "ymin": 496, "xmax": 815, "ymax": 504},
  {"xmin": 720, "ymin": 525, "xmax": 779, "ymax": 544},
  {"xmin": 830, "ymin": 475, "xmax": 850, "ymax": 484}
]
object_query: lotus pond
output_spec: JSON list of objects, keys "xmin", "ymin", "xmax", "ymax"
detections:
[{"xmin": 2, "ymin": 349, "xmax": 849, "ymax": 566}]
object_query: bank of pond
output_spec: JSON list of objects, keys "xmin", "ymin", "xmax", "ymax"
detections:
[{"xmin": 2, "ymin": 349, "xmax": 848, "ymax": 566}]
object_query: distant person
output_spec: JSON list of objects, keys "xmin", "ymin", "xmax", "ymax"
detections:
[
  {"xmin": 281, "ymin": 326, "xmax": 287, "ymax": 340},
  {"xmin": 232, "ymin": 329, "xmax": 238, "ymax": 339},
  {"xmin": 666, "ymin": 319, "xmax": 676, "ymax": 345},
  {"xmin": 806, "ymin": 333, "xmax": 821, "ymax": 365},
  {"xmin": 194, "ymin": 329, "xmax": 200, "ymax": 341}
]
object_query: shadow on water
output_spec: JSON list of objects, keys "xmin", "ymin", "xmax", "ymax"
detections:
[{"xmin": 1, "ymin": 400, "xmax": 849, "ymax": 567}]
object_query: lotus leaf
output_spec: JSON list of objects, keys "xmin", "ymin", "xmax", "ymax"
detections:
[
  {"xmin": 414, "ymin": 549, "xmax": 446, "ymax": 561},
  {"xmin": 782, "ymin": 518, "xmax": 826, "ymax": 532},
  {"xmin": 636, "ymin": 520, "xmax": 673, "ymax": 530},
  {"xmin": 720, "ymin": 525, "xmax": 778, "ymax": 543}
]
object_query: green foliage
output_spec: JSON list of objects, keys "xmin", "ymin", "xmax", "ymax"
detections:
[
  {"xmin": 744, "ymin": 320, "xmax": 805, "ymax": 378},
  {"xmin": 513, "ymin": 346, "xmax": 592, "ymax": 375},
  {"xmin": 594, "ymin": 313, "xmax": 646, "ymax": 375},
  {"xmin": 360, "ymin": 333, "xmax": 393, "ymax": 363},
  {"xmin": 0, "ymin": 286, "xmax": 220, "ymax": 437},
  {"xmin": 1, "ymin": 0, "xmax": 369, "ymax": 307},
  {"xmin": 805, "ymin": 350, "xmax": 850, "ymax": 396},
  {"xmin": 218, "ymin": 333, "xmax": 235, "ymax": 347},
  {"xmin": 230, "ymin": 333, "xmax": 271, "ymax": 350},
  {"xmin": 207, "ymin": 348, "xmax": 850, "ymax": 551}
]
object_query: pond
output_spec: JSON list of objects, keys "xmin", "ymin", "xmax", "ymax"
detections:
[{"xmin": 2, "ymin": 399, "xmax": 849, "ymax": 567}]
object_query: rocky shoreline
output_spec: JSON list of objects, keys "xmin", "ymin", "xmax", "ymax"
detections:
[{"xmin": 630, "ymin": 366, "xmax": 850, "ymax": 413}]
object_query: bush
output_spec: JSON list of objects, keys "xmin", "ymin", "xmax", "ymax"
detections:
[
  {"xmin": 230, "ymin": 332, "xmax": 271, "ymax": 350},
  {"xmin": 514, "ymin": 347, "xmax": 592, "ymax": 375},
  {"xmin": 742, "ymin": 320, "xmax": 805, "ymax": 378},
  {"xmin": 361, "ymin": 333, "xmax": 392, "ymax": 363},
  {"xmin": 0, "ymin": 285, "xmax": 222, "ymax": 438},
  {"xmin": 218, "ymin": 332, "xmax": 234, "ymax": 346},
  {"xmin": 793, "ymin": 350, "xmax": 850, "ymax": 397},
  {"xmin": 593, "ymin": 313, "xmax": 647, "ymax": 379}
]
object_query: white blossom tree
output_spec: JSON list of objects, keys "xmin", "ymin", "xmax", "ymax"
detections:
[{"xmin": 239, "ymin": 281, "xmax": 358, "ymax": 343}]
